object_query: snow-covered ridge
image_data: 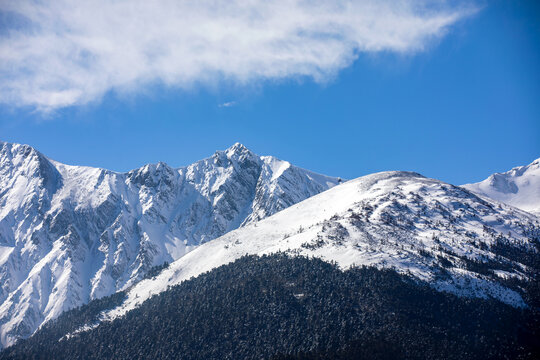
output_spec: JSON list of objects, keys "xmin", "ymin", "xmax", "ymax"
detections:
[
  {"xmin": 103, "ymin": 171, "xmax": 539, "ymax": 324},
  {"xmin": 0, "ymin": 141, "xmax": 340, "ymax": 348},
  {"xmin": 463, "ymin": 157, "xmax": 540, "ymax": 216}
]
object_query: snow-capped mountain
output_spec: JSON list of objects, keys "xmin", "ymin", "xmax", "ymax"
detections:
[
  {"xmin": 101, "ymin": 171, "xmax": 539, "ymax": 326},
  {"xmin": 463, "ymin": 158, "xmax": 540, "ymax": 217},
  {"xmin": 0, "ymin": 141, "xmax": 340, "ymax": 348}
]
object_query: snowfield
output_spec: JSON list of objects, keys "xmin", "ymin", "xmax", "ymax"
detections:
[{"xmin": 463, "ymin": 157, "xmax": 540, "ymax": 217}]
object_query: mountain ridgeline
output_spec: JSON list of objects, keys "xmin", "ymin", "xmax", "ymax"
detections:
[
  {"xmin": 0, "ymin": 254, "xmax": 538, "ymax": 360},
  {"xmin": 96, "ymin": 170, "xmax": 539, "ymax": 329},
  {"xmin": 0, "ymin": 140, "xmax": 539, "ymax": 357},
  {"xmin": 464, "ymin": 157, "xmax": 540, "ymax": 217},
  {"xmin": 0, "ymin": 141, "xmax": 340, "ymax": 348}
]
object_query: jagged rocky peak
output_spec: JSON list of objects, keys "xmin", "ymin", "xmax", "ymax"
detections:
[
  {"xmin": 0, "ymin": 141, "xmax": 57, "ymax": 179},
  {"xmin": 0, "ymin": 141, "xmax": 42, "ymax": 167},
  {"xmin": 225, "ymin": 142, "xmax": 252, "ymax": 156},
  {"xmin": 127, "ymin": 161, "xmax": 176, "ymax": 188},
  {"xmin": 0, "ymin": 140, "xmax": 341, "ymax": 348},
  {"xmin": 210, "ymin": 142, "xmax": 259, "ymax": 168},
  {"xmin": 0, "ymin": 141, "xmax": 62, "ymax": 211}
]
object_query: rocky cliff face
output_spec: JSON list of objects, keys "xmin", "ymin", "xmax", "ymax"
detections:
[{"xmin": 0, "ymin": 141, "xmax": 340, "ymax": 348}]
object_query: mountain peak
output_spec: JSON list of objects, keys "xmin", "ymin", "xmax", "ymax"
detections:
[
  {"xmin": 225, "ymin": 142, "xmax": 252, "ymax": 155},
  {"xmin": 462, "ymin": 156, "xmax": 540, "ymax": 216},
  {"xmin": 220, "ymin": 142, "xmax": 259, "ymax": 165},
  {"xmin": 0, "ymin": 141, "xmax": 340, "ymax": 348},
  {"xmin": 100, "ymin": 169, "xmax": 538, "ymax": 325}
]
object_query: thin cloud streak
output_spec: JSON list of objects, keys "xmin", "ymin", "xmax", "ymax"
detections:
[
  {"xmin": 0, "ymin": 0, "xmax": 477, "ymax": 112},
  {"xmin": 219, "ymin": 101, "xmax": 237, "ymax": 108}
]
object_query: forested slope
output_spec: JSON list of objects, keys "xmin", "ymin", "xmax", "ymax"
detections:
[{"xmin": 1, "ymin": 254, "xmax": 538, "ymax": 360}]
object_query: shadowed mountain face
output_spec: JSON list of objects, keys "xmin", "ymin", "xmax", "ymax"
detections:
[{"xmin": 0, "ymin": 141, "xmax": 340, "ymax": 348}]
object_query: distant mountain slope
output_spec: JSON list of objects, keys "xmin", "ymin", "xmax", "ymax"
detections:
[
  {"xmin": 101, "ymin": 171, "xmax": 539, "ymax": 326},
  {"xmin": 1, "ymin": 255, "xmax": 537, "ymax": 360},
  {"xmin": 463, "ymin": 158, "xmax": 540, "ymax": 216},
  {"xmin": 0, "ymin": 141, "xmax": 340, "ymax": 348}
]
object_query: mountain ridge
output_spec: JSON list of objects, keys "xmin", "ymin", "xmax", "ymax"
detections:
[
  {"xmin": 1, "ymin": 140, "xmax": 538, "ymax": 349},
  {"xmin": 0, "ymin": 140, "xmax": 340, "ymax": 348},
  {"xmin": 463, "ymin": 157, "xmax": 540, "ymax": 217},
  {"xmin": 98, "ymin": 170, "xmax": 539, "ymax": 328}
]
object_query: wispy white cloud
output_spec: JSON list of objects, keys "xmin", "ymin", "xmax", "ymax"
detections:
[
  {"xmin": 219, "ymin": 101, "xmax": 237, "ymax": 108},
  {"xmin": 0, "ymin": 0, "xmax": 477, "ymax": 112}
]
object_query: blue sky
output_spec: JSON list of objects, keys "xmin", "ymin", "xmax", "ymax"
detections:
[{"xmin": 0, "ymin": 0, "xmax": 538, "ymax": 185}]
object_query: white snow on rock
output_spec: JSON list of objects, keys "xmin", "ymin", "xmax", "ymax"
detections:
[
  {"xmin": 102, "ymin": 171, "xmax": 539, "ymax": 325},
  {"xmin": 463, "ymin": 157, "xmax": 540, "ymax": 217},
  {"xmin": 0, "ymin": 141, "xmax": 340, "ymax": 348}
]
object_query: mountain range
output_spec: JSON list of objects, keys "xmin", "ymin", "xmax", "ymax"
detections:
[
  {"xmin": 0, "ymin": 140, "xmax": 538, "ymax": 350},
  {"xmin": 101, "ymin": 169, "xmax": 539, "ymax": 327},
  {"xmin": 0, "ymin": 141, "xmax": 339, "ymax": 348}
]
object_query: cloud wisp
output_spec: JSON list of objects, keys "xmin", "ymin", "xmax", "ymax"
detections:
[
  {"xmin": 0, "ymin": 0, "xmax": 476, "ymax": 112},
  {"xmin": 219, "ymin": 101, "xmax": 237, "ymax": 108}
]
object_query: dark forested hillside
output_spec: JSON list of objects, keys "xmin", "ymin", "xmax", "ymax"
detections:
[{"xmin": 1, "ymin": 254, "xmax": 538, "ymax": 360}]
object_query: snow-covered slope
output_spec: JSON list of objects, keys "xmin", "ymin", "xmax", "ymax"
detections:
[
  {"xmin": 101, "ymin": 171, "xmax": 539, "ymax": 325},
  {"xmin": 463, "ymin": 158, "xmax": 540, "ymax": 216},
  {"xmin": 0, "ymin": 141, "xmax": 340, "ymax": 348}
]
